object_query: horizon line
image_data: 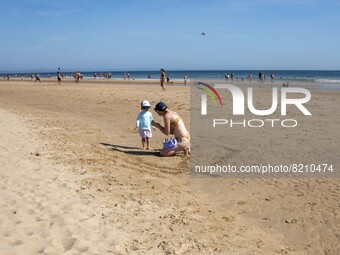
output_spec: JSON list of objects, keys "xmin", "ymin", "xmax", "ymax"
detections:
[{"xmin": 1, "ymin": 69, "xmax": 340, "ymax": 74}]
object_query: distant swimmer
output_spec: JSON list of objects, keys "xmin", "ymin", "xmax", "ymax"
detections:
[{"xmin": 201, "ymin": 32, "xmax": 206, "ymax": 36}]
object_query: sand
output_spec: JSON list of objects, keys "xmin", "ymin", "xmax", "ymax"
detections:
[{"xmin": 0, "ymin": 79, "xmax": 339, "ymax": 254}]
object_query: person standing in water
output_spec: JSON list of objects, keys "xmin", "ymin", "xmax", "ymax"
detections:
[
  {"xmin": 184, "ymin": 73, "xmax": 188, "ymax": 85},
  {"xmin": 230, "ymin": 73, "xmax": 234, "ymax": 82}
]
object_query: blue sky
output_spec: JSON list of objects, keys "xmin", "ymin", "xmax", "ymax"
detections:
[{"xmin": 0, "ymin": 0, "xmax": 339, "ymax": 72}]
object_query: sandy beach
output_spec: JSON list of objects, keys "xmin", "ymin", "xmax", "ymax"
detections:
[{"xmin": 0, "ymin": 79, "xmax": 339, "ymax": 255}]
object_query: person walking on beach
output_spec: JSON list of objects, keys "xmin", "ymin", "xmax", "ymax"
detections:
[
  {"xmin": 184, "ymin": 73, "xmax": 188, "ymax": 85},
  {"xmin": 230, "ymin": 73, "xmax": 234, "ymax": 82},
  {"xmin": 57, "ymin": 72, "xmax": 62, "ymax": 84},
  {"xmin": 35, "ymin": 73, "xmax": 41, "ymax": 83},
  {"xmin": 166, "ymin": 75, "xmax": 170, "ymax": 84},
  {"xmin": 152, "ymin": 102, "xmax": 190, "ymax": 156},
  {"xmin": 75, "ymin": 72, "xmax": 81, "ymax": 83},
  {"xmin": 270, "ymin": 73, "xmax": 275, "ymax": 83},
  {"xmin": 127, "ymin": 73, "xmax": 130, "ymax": 80},
  {"xmin": 160, "ymin": 69, "xmax": 166, "ymax": 91},
  {"xmin": 123, "ymin": 72, "xmax": 126, "ymax": 80},
  {"xmin": 135, "ymin": 100, "xmax": 155, "ymax": 150},
  {"xmin": 93, "ymin": 72, "xmax": 97, "ymax": 79}
]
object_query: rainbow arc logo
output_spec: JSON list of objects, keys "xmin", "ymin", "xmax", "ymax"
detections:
[{"xmin": 196, "ymin": 82, "xmax": 223, "ymax": 106}]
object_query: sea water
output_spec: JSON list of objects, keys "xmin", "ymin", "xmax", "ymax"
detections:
[{"xmin": 2, "ymin": 70, "xmax": 340, "ymax": 87}]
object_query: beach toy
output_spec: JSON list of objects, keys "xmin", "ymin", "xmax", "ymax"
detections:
[{"xmin": 163, "ymin": 138, "xmax": 177, "ymax": 150}]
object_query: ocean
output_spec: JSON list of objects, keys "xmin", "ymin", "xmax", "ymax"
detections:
[{"xmin": 2, "ymin": 70, "xmax": 340, "ymax": 86}]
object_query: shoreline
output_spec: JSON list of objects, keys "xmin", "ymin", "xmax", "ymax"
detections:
[{"xmin": 1, "ymin": 77, "xmax": 340, "ymax": 90}]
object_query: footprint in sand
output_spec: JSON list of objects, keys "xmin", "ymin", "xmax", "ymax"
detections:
[
  {"xmin": 285, "ymin": 218, "xmax": 298, "ymax": 224},
  {"xmin": 222, "ymin": 215, "xmax": 235, "ymax": 223},
  {"xmin": 57, "ymin": 237, "xmax": 78, "ymax": 251}
]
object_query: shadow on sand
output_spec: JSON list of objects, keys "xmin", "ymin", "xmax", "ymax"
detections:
[{"xmin": 100, "ymin": 143, "xmax": 160, "ymax": 156}]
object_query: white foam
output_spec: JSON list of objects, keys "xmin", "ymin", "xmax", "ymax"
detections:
[{"xmin": 316, "ymin": 79, "xmax": 340, "ymax": 84}]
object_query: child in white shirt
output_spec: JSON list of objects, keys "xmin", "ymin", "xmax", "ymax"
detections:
[{"xmin": 136, "ymin": 100, "xmax": 155, "ymax": 150}]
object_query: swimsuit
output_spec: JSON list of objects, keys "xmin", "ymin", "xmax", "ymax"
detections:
[
  {"xmin": 171, "ymin": 116, "xmax": 190, "ymax": 141},
  {"xmin": 170, "ymin": 116, "xmax": 181, "ymax": 130}
]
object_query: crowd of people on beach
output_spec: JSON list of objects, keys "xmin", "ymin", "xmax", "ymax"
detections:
[
  {"xmin": 1, "ymin": 72, "xmax": 85, "ymax": 84},
  {"xmin": 2, "ymin": 74, "xmax": 10, "ymax": 80},
  {"xmin": 3, "ymin": 69, "xmax": 291, "ymax": 91},
  {"xmin": 2, "ymin": 69, "xmax": 191, "ymax": 90},
  {"xmin": 223, "ymin": 72, "xmax": 277, "ymax": 83},
  {"xmin": 93, "ymin": 72, "xmax": 113, "ymax": 79}
]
